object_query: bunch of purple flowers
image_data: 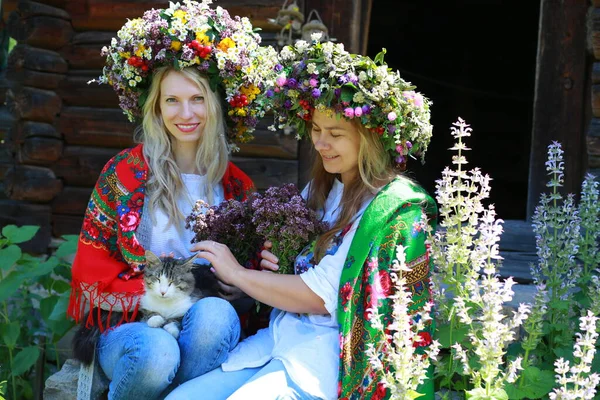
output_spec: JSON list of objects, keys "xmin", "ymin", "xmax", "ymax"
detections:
[{"xmin": 186, "ymin": 184, "xmax": 326, "ymax": 274}]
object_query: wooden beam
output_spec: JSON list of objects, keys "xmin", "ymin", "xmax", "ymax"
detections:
[
  {"xmin": 527, "ymin": 0, "xmax": 588, "ymax": 219},
  {"xmin": 4, "ymin": 164, "xmax": 63, "ymax": 202},
  {"xmin": 7, "ymin": 14, "xmax": 73, "ymax": 50},
  {"xmin": 6, "ymin": 86, "xmax": 62, "ymax": 122}
]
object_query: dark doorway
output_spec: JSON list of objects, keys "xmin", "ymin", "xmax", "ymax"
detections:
[{"xmin": 367, "ymin": 0, "xmax": 540, "ymax": 220}]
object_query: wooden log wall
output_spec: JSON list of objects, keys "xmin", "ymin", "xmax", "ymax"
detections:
[
  {"xmin": 527, "ymin": 0, "xmax": 589, "ymax": 219},
  {"xmin": 2, "ymin": 0, "xmax": 302, "ymax": 252},
  {"xmin": 588, "ymin": 1, "xmax": 600, "ymax": 181}
]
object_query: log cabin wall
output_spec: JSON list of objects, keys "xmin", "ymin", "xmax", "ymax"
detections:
[
  {"xmin": 1, "ymin": 0, "xmax": 304, "ymax": 253},
  {"xmin": 589, "ymin": 0, "xmax": 600, "ymax": 183}
]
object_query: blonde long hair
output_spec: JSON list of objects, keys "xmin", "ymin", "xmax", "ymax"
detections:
[
  {"xmin": 307, "ymin": 121, "xmax": 399, "ymax": 261},
  {"xmin": 135, "ymin": 66, "xmax": 229, "ymax": 226}
]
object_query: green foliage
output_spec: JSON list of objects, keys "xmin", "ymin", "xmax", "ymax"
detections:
[{"xmin": 0, "ymin": 225, "xmax": 77, "ymax": 400}]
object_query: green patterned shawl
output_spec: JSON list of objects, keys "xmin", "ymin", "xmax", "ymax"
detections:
[{"xmin": 337, "ymin": 176, "xmax": 437, "ymax": 400}]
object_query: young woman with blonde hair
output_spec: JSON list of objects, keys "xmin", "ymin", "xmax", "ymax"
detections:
[
  {"xmin": 67, "ymin": 1, "xmax": 277, "ymax": 398},
  {"xmin": 169, "ymin": 38, "xmax": 437, "ymax": 400}
]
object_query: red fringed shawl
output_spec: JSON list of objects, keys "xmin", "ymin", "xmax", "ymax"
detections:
[{"xmin": 68, "ymin": 144, "xmax": 254, "ymax": 329}]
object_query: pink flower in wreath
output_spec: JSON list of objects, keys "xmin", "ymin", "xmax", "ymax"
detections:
[{"xmin": 119, "ymin": 211, "xmax": 140, "ymax": 232}]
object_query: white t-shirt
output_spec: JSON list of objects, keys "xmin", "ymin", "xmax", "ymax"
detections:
[
  {"xmin": 222, "ymin": 179, "xmax": 374, "ymax": 400},
  {"xmin": 136, "ymin": 173, "xmax": 224, "ymax": 261}
]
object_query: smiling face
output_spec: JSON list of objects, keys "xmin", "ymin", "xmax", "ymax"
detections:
[
  {"xmin": 311, "ymin": 109, "xmax": 361, "ymax": 184},
  {"xmin": 159, "ymin": 70, "xmax": 207, "ymax": 150}
]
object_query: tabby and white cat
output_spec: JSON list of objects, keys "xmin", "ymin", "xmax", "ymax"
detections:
[{"xmin": 72, "ymin": 250, "xmax": 218, "ymax": 365}]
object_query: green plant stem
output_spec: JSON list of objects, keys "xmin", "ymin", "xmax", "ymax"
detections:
[
  {"xmin": 518, "ymin": 350, "xmax": 530, "ymax": 387},
  {"xmin": 1, "ymin": 297, "xmax": 17, "ymax": 400}
]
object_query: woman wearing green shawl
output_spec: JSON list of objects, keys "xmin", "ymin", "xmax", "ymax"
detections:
[{"xmin": 173, "ymin": 36, "xmax": 436, "ymax": 400}]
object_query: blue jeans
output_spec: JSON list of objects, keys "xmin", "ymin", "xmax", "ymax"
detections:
[
  {"xmin": 97, "ymin": 297, "xmax": 241, "ymax": 400},
  {"xmin": 165, "ymin": 359, "xmax": 324, "ymax": 400}
]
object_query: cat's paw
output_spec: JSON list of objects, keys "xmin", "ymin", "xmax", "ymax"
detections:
[
  {"xmin": 163, "ymin": 322, "xmax": 180, "ymax": 338},
  {"xmin": 147, "ymin": 315, "xmax": 166, "ymax": 328}
]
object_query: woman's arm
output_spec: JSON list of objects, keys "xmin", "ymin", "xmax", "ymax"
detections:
[{"xmin": 191, "ymin": 241, "xmax": 327, "ymax": 314}]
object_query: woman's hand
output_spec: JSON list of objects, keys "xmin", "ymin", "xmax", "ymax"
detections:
[
  {"xmin": 260, "ymin": 240, "xmax": 280, "ymax": 272},
  {"xmin": 216, "ymin": 280, "xmax": 246, "ymax": 301},
  {"xmin": 190, "ymin": 241, "xmax": 243, "ymax": 286}
]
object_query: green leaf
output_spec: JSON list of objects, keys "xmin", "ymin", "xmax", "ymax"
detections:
[
  {"xmin": 51, "ymin": 280, "xmax": 71, "ymax": 294},
  {"xmin": 0, "ymin": 245, "xmax": 21, "ymax": 271},
  {"xmin": 553, "ymin": 346, "xmax": 575, "ymax": 363},
  {"xmin": 374, "ymin": 48, "xmax": 387, "ymax": 65},
  {"xmin": 21, "ymin": 256, "xmax": 59, "ymax": 280},
  {"xmin": 0, "ymin": 322, "xmax": 20, "ymax": 348},
  {"xmin": 436, "ymin": 323, "xmax": 469, "ymax": 348},
  {"xmin": 10, "ymin": 346, "xmax": 40, "ymax": 376},
  {"xmin": 340, "ymin": 86, "xmax": 354, "ymax": 103},
  {"xmin": 55, "ymin": 235, "xmax": 78, "ymax": 259},
  {"xmin": 48, "ymin": 290, "xmax": 71, "ymax": 321},
  {"xmin": 0, "ymin": 271, "xmax": 27, "ymax": 302},
  {"xmin": 2, "ymin": 225, "xmax": 39, "ymax": 244},
  {"xmin": 548, "ymin": 298, "xmax": 570, "ymax": 310},
  {"xmin": 40, "ymin": 296, "xmax": 59, "ymax": 322},
  {"xmin": 508, "ymin": 366, "xmax": 554, "ymax": 399}
]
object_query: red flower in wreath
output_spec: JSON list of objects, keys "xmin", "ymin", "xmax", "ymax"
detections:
[{"xmin": 119, "ymin": 211, "xmax": 140, "ymax": 232}]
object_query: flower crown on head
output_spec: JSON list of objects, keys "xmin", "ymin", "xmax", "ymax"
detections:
[
  {"xmin": 95, "ymin": 0, "xmax": 278, "ymax": 148},
  {"xmin": 270, "ymin": 33, "xmax": 433, "ymax": 166}
]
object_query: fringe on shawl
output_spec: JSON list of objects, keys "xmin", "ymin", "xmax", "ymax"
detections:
[{"xmin": 68, "ymin": 280, "xmax": 143, "ymax": 332}]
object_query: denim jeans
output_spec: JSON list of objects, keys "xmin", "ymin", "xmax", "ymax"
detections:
[
  {"xmin": 97, "ymin": 297, "xmax": 241, "ymax": 400},
  {"xmin": 165, "ymin": 359, "xmax": 324, "ymax": 400}
]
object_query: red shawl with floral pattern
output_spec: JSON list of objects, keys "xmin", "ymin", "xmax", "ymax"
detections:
[{"xmin": 67, "ymin": 144, "xmax": 254, "ymax": 329}]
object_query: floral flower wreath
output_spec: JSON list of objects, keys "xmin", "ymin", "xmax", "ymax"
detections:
[
  {"xmin": 95, "ymin": 0, "xmax": 278, "ymax": 148},
  {"xmin": 271, "ymin": 33, "xmax": 433, "ymax": 166}
]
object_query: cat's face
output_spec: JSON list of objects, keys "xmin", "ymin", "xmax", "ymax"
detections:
[{"xmin": 143, "ymin": 251, "xmax": 197, "ymax": 298}]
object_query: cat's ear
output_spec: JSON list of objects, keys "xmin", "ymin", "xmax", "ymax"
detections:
[
  {"xmin": 180, "ymin": 253, "xmax": 198, "ymax": 268},
  {"xmin": 145, "ymin": 250, "xmax": 162, "ymax": 269}
]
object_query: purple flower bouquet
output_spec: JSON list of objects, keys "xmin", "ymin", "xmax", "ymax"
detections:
[{"xmin": 186, "ymin": 184, "xmax": 326, "ymax": 274}]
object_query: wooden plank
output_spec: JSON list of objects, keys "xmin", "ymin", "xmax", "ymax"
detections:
[
  {"xmin": 0, "ymin": 199, "xmax": 52, "ymax": 253},
  {"xmin": 51, "ymin": 145, "xmax": 118, "ymax": 187},
  {"xmin": 57, "ymin": 73, "xmax": 119, "ymax": 108},
  {"xmin": 8, "ymin": 120, "xmax": 60, "ymax": 144},
  {"xmin": 593, "ymin": 62, "xmax": 600, "ymax": 84},
  {"xmin": 15, "ymin": 1, "xmax": 70, "ymax": 20},
  {"xmin": 4, "ymin": 164, "xmax": 63, "ymax": 202},
  {"xmin": 6, "ymin": 86, "xmax": 62, "ymax": 122},
  {"xmin": 52, "ymin": 213, "xmax": 83, "ymax": 237},
  {"xmin": 6, "ymin": 68, "xmax": 65, "ymax": 90},
  {"xmin": 499, "ymin": 219, "xmax": 536, "ymax": 253},
  {"xmin": 593, "ymin": 85, "xmax": 600, "ymax": 118},
  {"xmin": 52, "ymin": 186, "xmax": 92, "ymax": 215},
  {"xmin": 7, "ymin": 44, "xmax": 68, "ymax": 73},
  {"xmin": 527, "ymin": 0, "xmax": 587, "ymax": 219},
  {"xmin": 0, "ymin": 107, "xmax": 16, "ymax": 138},
  {"xmin": 498, "ymin": 251, "xmax": 536, "ymax": 283},
  {"xmin": 7, "ymin": 14, "xmax": 73, "ymax": 50},
  {"xmin": 18, "ymin": 136, "xmax": 63, "ymax": 164},
  {"xmin": 230, "ymin": 156, "xmax": 297, "ymax": 190},
  {"xmin": 60, "ymin": 43, "xmax": 105, "ymax": 70},
  {"xmin": 58, "ymin": 106, "xmax": 135, "ymax": 148},
  {"xmin": 591, "ymin": 8, "xmax": 600, "ymax": 60}
]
